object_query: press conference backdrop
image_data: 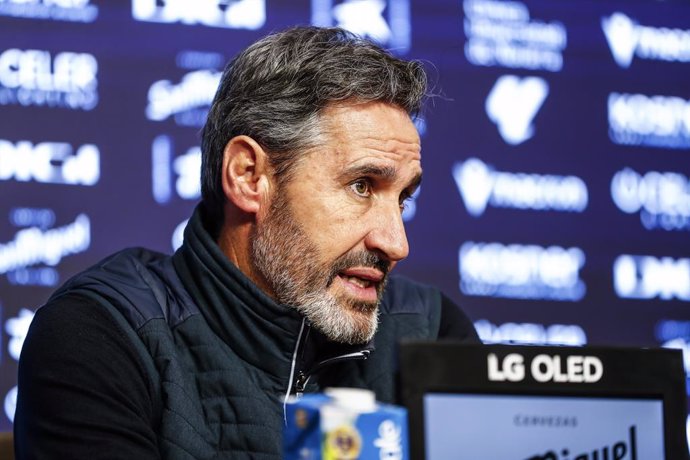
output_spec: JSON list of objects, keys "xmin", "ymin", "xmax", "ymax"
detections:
[{"xmin": 1, "ymin": 0, "xmax": 689, "ymax": 436}]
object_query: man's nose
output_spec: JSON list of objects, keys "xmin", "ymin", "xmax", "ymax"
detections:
[{"xmin": 364, "ymin": 202, "xmax": 409, "ymax": 263}]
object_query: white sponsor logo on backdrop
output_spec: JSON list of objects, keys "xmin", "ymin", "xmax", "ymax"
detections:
[
  {"xmin": 614, "ymin": 255, "xmax": 690, "ymax": 301},
  {"xmin": 453, "ymin": 157, "xmax": 587, "ymax": 216},
  {"xmin": 486, "ymin": 75, "xmax": 549, "ymax": 145},
  {"xmin": 0, "ymin": 49, "xmax": 98, "ymax": 110},
  {"xmin": 0, "ymin": 140, "xmax": 100, "ymax": 186},
  {"xmin": 146, "ymin": 69, "xmax": 221, "ymax": 127},
  {"xmin": 6, "ymin": 308, "xmax": 35, "ymax": 361},
  {"xmin": 0, "ymin": 214, "xmax": 91, "ymax": 275},
  {"xmin": 608, "ymin": 92, "xmax": 690, "ymax": 149},
  {"xmin": 602, "ymin": 12, "xmax": 690, "ymax": 68},
  {"xmin": 475, "ymin": 319, "xmax": 587, "ymax": 346},
  {"xmin": 132, "ymin": 0, "xmax": 265, "ymax": 29},
  {"xmin": 4, "ymin": 386, "xmax": 17, "ymax": 423},
  {"xmin": 151, "ymin": 135, "xmax": 201, "ymax": 204},
  {"xmin": 0, "ymin": 0, "xmax": 97, "ymax": 22},
  {"xmin": 459, "ymin": 242, "xmax": 586, "ymax": 301},
  {"xmin": 611, "ymin": 167, "xmax": 690, "ymax": 231},
  {"xmin": 312, "ymin": 0, "xmax": 410, "ymax": 53},
  {"xmin": 463, "ymin": 0, "xmax": 567, "ymax": 72}
]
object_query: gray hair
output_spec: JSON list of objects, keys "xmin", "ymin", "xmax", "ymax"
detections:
[{"xmin": 200, "ymin": 26, "xmax": 428, "ymax": 233}]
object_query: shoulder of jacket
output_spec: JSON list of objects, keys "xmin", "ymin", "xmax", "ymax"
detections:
[{"xmin": 49, "ymin": 247, "xmax": 195, "ymax": 329}]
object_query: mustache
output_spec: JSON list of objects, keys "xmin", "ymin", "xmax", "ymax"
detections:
[{"xmin": 327, "ymin": 250, "xmax": 390, "ymax": 286}]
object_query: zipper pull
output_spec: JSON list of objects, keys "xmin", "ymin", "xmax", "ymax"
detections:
[{"xmin": 294, "ymin": 371, "xmax": 308, "ymax": 397}]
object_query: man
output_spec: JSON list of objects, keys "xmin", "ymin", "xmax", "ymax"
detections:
[{"xmin": 15, "ymin": 27, "xmax": 478, "ymax": 458}]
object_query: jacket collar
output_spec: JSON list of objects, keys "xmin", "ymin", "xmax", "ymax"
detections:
[{"xmin": 172, "ymin": 205, "xmax": 373, "ymax": 381}]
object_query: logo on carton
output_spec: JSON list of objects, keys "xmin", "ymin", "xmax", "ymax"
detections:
[
  {"xmin": 374, "ymin": 420, "xmax": 403, "ymax": 460},
  {"xmin": 324, "ymin": 424, "xmax": 362, "ymax": 460}
]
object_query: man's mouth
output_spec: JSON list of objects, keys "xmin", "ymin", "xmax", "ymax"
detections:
[
  {"xmin": 341, "ymin": 275, "xmax": 374, "ymax": 289},
  {"xmin": 336, "ymin": 267, "xmax": 384, "ymax": 303}
]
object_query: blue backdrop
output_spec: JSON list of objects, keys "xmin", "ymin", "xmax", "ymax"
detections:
[{"xmin": 1, "ymin": 0, "xmax": 689, "ymax": 436}]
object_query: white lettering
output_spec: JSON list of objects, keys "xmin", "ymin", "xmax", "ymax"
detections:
[
  {"xmin": 4, "ymin": 386, "xmax": 17, "ymax": 423},
  {"xmin": 174, "ymin": 147, "xmax": 201, "ymax": 199},
  {"xmin": 474, "ymin": 319, "xmax": 588, "ymax": 346},
  {"xmin": 0, "ymin": 0, "xmax": 98, "ymax": 22},
  {"xmin": 531, "ymin": 354, "xmax": 603, "ymax": 383},
  {"xmin": 459, "ymin": 241, "xmax": 586, "ymax": 301},
  {"xmin": 608, "ymin": 92, "xmax": 690, "ymax": 149},
  {"xmin": 150, "ymin": 135, "xmax": 201, "ymax": 204},
  {"xmin": 614, "ymin": 254, "xmax": 690, "ymax": 301},
  {"xmin": 488, "ymin": 353, "xmax": 525, "ymax": 381},
  {"xmin": 611, "ymin": 167, "xmax": 690, "ymax": 231},
  {"xmin": 463, "ymin": 0, "xmax": 567, "ymax": 72},
  {"xmin": 0, "ymin": 214, "xmax": 91, "ymax": 274},
  {"xmin": 132, "ymin": 0, "xmax": 265, "ymax": 30},
  {"xmin": 0, "ymin": 48, "xmax": 98, "ymax": 110},
  {"xmin": 454, "ymin": 157, "xmax": 588, "ymax": 216},
  {"xmin": 5, "ymin": 308, "xmax": 35, "ymax": 361},
  {"xmin": 603, "ymin": 12, "xmax": 690, "ymax": 68},
  {"xmin": 146, "ymin": 69, "xmax": 220, "ymax": 124},
  {"xmin": 0, "ymin": 139, "xmax": 100, "ymax": 185}
]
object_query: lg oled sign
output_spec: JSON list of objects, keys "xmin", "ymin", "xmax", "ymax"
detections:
[{"xmin": 0, "ymin": 0, "xmax": 689, "ymax": 436}]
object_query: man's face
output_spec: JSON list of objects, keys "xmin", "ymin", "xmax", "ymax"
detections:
[{"xmin": 251, "ymin": 102, "xmax": 422, "ymax": 344}]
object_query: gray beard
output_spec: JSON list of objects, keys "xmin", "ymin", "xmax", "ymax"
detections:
[{"xmin": 250, "ymin": 192, "xmax": 386, "ymax": 345}]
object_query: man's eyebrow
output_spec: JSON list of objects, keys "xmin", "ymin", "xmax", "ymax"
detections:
[
  {"xmin": 340, "ymin": 164, "xmax": 423, "ymax": 191},
  {"xmin": 341, "ymin": 164, "xmax": 398, "ymax": 180}
]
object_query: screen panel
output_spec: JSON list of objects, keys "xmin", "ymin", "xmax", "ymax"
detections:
[{"xmin": 425, "ymin": 393, "xmax": 664, "ymax": 459}]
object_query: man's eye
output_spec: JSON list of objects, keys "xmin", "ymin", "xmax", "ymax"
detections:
[{"xmin": 350, "ymin": 180, "xmax": 371, "ymax": 197}]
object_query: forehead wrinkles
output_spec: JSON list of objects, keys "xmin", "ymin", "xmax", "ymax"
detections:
[{"xmin": 358, "ymin": 135, "xmax": 421, "ymax": 161}]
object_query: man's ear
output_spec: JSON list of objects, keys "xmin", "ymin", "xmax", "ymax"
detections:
[{"xmin": 221, "ymin": 135, "xmax": 272, "ymax": 214}]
